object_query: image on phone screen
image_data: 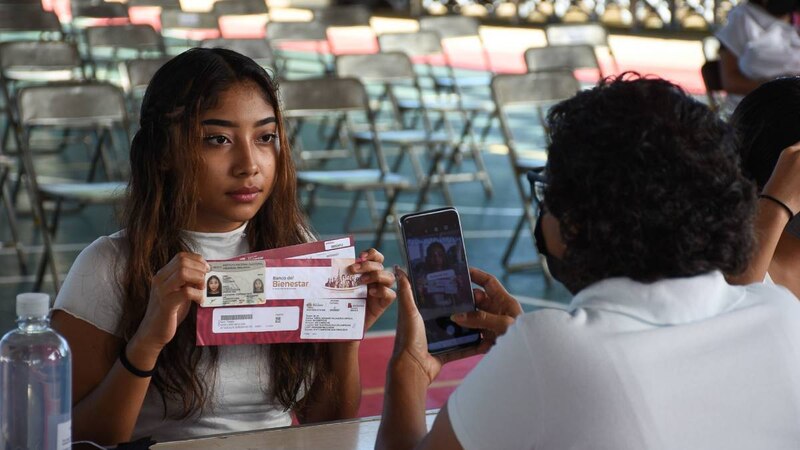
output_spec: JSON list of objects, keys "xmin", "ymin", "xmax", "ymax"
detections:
[{"xmin": 401, "ymin": 208, "xmax": 481, "ymax": 354}]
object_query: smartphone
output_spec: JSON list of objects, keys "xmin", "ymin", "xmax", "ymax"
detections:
[{"xmin": 399, "ymin": 207, "xmax": 481, "ymax": 354}]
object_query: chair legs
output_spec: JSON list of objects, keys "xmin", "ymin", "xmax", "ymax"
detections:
[{"xmin": 0, "ymin": 165, "xmax": 27, "ymax": 274}]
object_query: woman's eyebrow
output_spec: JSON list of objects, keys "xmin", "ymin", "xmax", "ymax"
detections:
[{"xmin": 201, "ymin": 117, "xmax": 277, "ymax": 127}]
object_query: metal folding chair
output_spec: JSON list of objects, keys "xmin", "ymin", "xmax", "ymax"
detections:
[
  {"xmin": 160, "ymin": 10, "xmax": 221, "ymax": 49},
  {"xmin": 336, "ymin": 52, "xmax": 456, "ymax": 210},
  {"xmin": 544, "ymin": 23, "xmax": 619, "ymax": 74},
  {"xmin": 212, "ymin": 0, "xmax": 269, "ymax": 15},
  {"xmin": 0, "ymin": 8, "xmax": 64, "ymax": 41},
  {"xmin": 418, "ymin": 15, "xmax": 493, "ymax": 91},
  {"xmin": 85, "ymin": 24, "xmax": 165, "ymax": 79},
  {"xmin": 15, "ymin": 81, "xmax": 129, "ymax": 290},
  {"xmin": 524, "ymin": 44, "xmax": 603, "ymax": 77},
  {"xmin": 281, "ymin": 77, "xmax": 412, "ymax": 248},
  {"xmin": 119, "ymin": 56, "xmax": 170, "ymax": 121},
  {"xmin": 0, "ymin": 154, "xmax": 26, "ymax": 274},
  {"xmin": 491, "ymin": 70, "xmax": 579, "ymax": 273},
  {"xmin": 199, "ymin": 38, "xmax": 276, "ymax": 71},
  {"xmin": 266, "ymin": 20, "xmax": 331, "ymax": 76},
  {"xmin": 378, "ymin": 31, "xmax": 494, "ymax": 198}
]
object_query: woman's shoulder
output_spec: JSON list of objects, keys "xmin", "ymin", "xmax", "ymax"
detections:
[{"xmin": 53, "ymin": 231, "xmax": 130, "ymax": 337}]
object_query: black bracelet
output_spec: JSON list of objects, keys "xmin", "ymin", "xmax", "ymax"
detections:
[
  {"xmin": 119, "ymin": 346, "xmax": 156, "ymax": 378},
  {"xmin": 759, "ymin": 194, "xmax": 796, "ymax": 223}
]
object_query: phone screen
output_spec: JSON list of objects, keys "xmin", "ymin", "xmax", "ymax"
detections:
[{"xmin": 400, "ymin": 208, "xmax": 481, "ymax": 354}]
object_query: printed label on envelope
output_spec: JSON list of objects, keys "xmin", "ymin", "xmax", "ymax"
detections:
[
  {"xmin": 301, "ymin": 299, "xmax": 366, "ymax": 340},
  {"xmin": 202, "ymin": 260, "xmax": 266, "ymax": 307},
  {"xmin": 265, "ymin": 258, "xmax": 367, "ymax": 300},
  {"xmin": 212, "ymin": 306, "xmax": 300, "ymax": 334}
]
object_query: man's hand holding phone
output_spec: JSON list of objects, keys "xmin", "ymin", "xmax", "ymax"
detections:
[{"xmin": 451, "ymin": 267, "xmax": 524, "ymax": 354}]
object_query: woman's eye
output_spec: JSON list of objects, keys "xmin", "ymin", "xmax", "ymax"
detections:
[
  {"xmin": 260, "ymin": 133, "xmax": 277, "ymax": 144},
  {"xmin": 203, "ymin": 135, "xmax": 230, "ymax": 145}
]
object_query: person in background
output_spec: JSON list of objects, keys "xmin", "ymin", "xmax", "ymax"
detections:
[
  {"xmin": 715, "ymin": 0, "xmax": 800, "ymax": 111},
  {"xmin": 50, "ymin": 48, "xmax": 396, "ymax": 445},
  {"xmin": 377, "ymin": 75, "xmax": 800, "ymax": 449},
  {"xmin": 728, "ymin": 77, "xmax": 800, "ymax": 297}
]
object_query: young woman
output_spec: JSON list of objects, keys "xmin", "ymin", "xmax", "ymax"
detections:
[
  {"xmin": 50, "ymin": 48, "xmax": 396, "ymax": 445},
  {"xmin": 728, "ymin": 77, "xmax": 800, "ymax": 297},
  {"xmin": 378, "ymin": 76, "xmax": 800, "ymax": 449}
]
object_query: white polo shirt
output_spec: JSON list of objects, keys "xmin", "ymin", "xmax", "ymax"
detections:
[{"xmin": 449, "ymin": 271, "xmax": 800, "ymax": 449}]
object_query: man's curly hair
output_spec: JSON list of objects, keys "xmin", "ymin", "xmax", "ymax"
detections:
[{"xmin": 544, "ymin": 74, "xmax": 756, "ymax": 288}]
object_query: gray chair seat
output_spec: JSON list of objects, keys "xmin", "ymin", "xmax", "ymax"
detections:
[
  {"xmin": 352, "ymin": 129, "xmax": 451, "ymax": 145},
  {"xmin": 396, "ymin": 97, "xmax": 494, "ymax": 113},
  {"xmin": 297, "ymin": 169, "xmax": 411, "ymax": 190},
  {"xmin": 39, "ymin": 181, "xmax": 127, "ymax": 203}
]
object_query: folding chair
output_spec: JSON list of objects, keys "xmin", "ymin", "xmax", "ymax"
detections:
[
  {"xmin": 267, "ymin": 20, "xmax": 331, "ymax": 77},
  {"xmin": 70, "ymin": 1, "xmax": 130, "ymax": 30},
  {"xmin": 336, "ymin": 52, "xmax": 456, "ymax": 210},
  {"xmin": 378, "ymin": 31, "xmax": 495, "ymax": 198},
  {"xmin": 0, "ymin": 154, "xmax": 26, "ymax": 274},
  {"xmin": 418, "ymin": 15, "xmax": 493, "ymax": 91},
  {"xmin": 160, "ymin": 10, "xmax": 221, "ymax": 49},
  {"xmin": 315, "ymin": 5, "xmax": 377, "ymax": 56},
  {"xmin": 0, "ymin": 8, "xmax": 64, "ymax": 41},
  {"xmin": 85, "ymin": 24, "xmax": 165, "ymax": 79},
  {"xmin": 280, "ymin": 77, "xmax": 412, "ymax": 248},
  {"xmin": 524, "ymin": 44, "xmax": 603, "ymax": 77},
  {"xmin": 119, "ymin": 57, "xmax": 170, "ymax": 121},
  {"xmin": 313, "ymin": 5, "xmax": 371, "ymax": 26},
  {"xmin": 213, "ymin": 0, "xmax": 269, "ymax": 38},
  {"xmin": 15, "ymin": 81, "xmax": 129, "ymax": 290},
  {"xmin": 199, "ymin": 38, "xmax": 276, "ymax": 71},
  {"xmin": 491, "ymin": 70, "xmax": 579, "ymax": 273},
  {"xmin": 0, "ymin": 40, "xmax": 86, "ymax": 155},
  {"xmin": 544, "ymin": 23, "xmax": 619, "ymax": 74}
]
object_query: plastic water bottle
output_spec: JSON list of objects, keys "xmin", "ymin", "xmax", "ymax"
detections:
[{"xmin": 0, "ymin": 293, "xmax": 71, "ymax": 450}]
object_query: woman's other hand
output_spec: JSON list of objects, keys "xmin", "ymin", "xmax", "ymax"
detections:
[
  {"xmin": 763, "ymin": 142, "xmax": 800, "ymax": 215},
  {"xmin": 349, "ymin": 248, "xmax": 396, "ymax": 331},
  {"xmin": 450, "ymin": 267, "xmax": 523, "ymax": 354},
  {"xmin": 133, "ymin": 252, "xmax": 208, "ymax": 353}
]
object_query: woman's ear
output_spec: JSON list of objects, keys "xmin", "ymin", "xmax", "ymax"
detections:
[{"xmin": 541, "ymin": 213, "xmax": 567, "ymax": 259}]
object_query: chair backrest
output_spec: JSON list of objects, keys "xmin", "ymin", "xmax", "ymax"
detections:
[
  {"xmin": 313, "ymin": 5, "xmax": 371, "ymax": 27},
  {"xmin": 419, "ymin": 15, "xmax": 479, "ymax": 39},
  {"xmin": 0, "ymin": 9, "xmax": 62, "ymax": 34},
  {"xmin": 120, "ymin": 57, "xmax": 170, "ymax": 93},
  {"xmin": 86, "ymin": 24, "xmax": 164, "ymax": 53},
  {"xmin": 129, "ymin": 0, "xmax": 181, "ymax": 6},
  {"xmin": 17, "ymin": 82, "xmax": 127, "ymax": 127},
  {"xmin": 280, "ymin": 76, "xmax": 368, "ymax": 117},
  {"xmin": 71, "ymin": 2, "xmax": 129, "ymax": 20},
  {"xmin": 200, "ymin": 38, "xmax": 275, "ymax": 65},
  {"xmin": 492, "ymin": 70, "xmax": 579, "ymax": 108},
  {"xmin": 545, "ymin": 23, "xmax": 609, "ymax": 47},
  {"xmin": 267, "ymin": 21, "xmax": 327, "ymax": 42},
  {"xmin": 213, "ymin": 0, "xmax": 268, "ymax": 15},
  {"xmin": 524, "ymin": 44, "xmax": 600, "ymax": 73},
  {"xmin": 0, "ymin": 41, "xmax": 83, "ymax": 81},
  {"xmin": 335, "ymin": 52, "xmax": 415, "ymax": 83},
  {"xmin": 160, "ymin": 10, "xmax": 219, "ymax": 30},
  {"xmin": 378, "ymin": 31, "xmax": 443, "ymax": 58}
]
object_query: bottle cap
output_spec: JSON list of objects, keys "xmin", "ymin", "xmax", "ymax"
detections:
[{"xmin": 16, "ymin": 293, "xmax": 50, "ymax": 318}]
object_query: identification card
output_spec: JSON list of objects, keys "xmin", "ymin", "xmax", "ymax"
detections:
[{"xmin": 202, "ymin": 260, "xmax": 266, "ymax": 307}]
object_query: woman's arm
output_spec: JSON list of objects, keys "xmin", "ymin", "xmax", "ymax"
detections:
[
  {"xmin": 51, "ymin": 252, "xmax": 209, "ymax": 445},
  {"xmin": 729, "ymin": 144, "xmax": 800, "ymax": 285},
  {"xmin": 719, "ymin": 47, "xmax": 762, "ymax": 95}
]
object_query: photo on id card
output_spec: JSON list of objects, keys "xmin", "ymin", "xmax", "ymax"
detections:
[{"xmin": 202, "ymin": 260, "xmax": 266, "ymax": 307}]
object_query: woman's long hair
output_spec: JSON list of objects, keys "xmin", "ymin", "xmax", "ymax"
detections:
[{"xmin": 119, "ymin": 48, "xmax": 331, "ymax": 418}]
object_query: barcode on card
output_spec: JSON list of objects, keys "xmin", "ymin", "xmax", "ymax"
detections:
[{"xmin": 220, "ymin": 314, "xmax": 253, "ymax": 321}]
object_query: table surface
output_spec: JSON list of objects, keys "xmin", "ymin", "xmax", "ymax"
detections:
[{"xmin": 152, "ymin": 410, "xmax": 439, "ymax": 450}]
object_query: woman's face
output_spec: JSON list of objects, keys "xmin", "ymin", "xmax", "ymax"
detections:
[
  {"xmin": 254, "ymin": 279, "xmax": 263, "ymax": 289},
  {"xmin": 208, "ymin": 277, "xmax": 221, "ymax": 293},
  {"xmin": 430, "ymin": 247, "xmax": 447, "ymax": 270},
  {"xmin": 193, "ymin": 80, "xmax": 279, "ymax": 232}
]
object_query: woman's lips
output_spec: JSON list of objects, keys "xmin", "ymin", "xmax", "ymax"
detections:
[{"xmin": 227, "ymin": 187, "xmax": 261, "ymax": 202}]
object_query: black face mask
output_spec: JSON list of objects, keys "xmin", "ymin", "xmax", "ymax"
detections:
[
  {"xmin": 765, "ymin": 0, "xmax": 799, "ymax": 16},
  {"xmin": 534, "ymin": 213, "xmax": 583, "ymax": 295}
]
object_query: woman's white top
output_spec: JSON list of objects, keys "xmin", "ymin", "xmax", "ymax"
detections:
[
  {"xmin": 54, "ymin": 223, "xmax": 293, "ymax": 442},
  {"xmin": 449, "ymin": 271, "xmax": 800, "ymax": 449}
]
